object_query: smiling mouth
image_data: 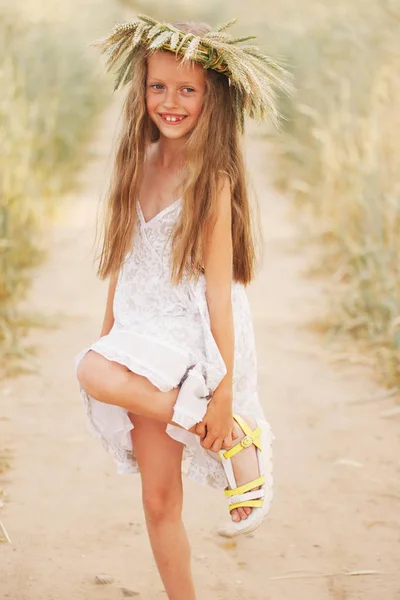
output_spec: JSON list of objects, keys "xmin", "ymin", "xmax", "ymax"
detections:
[{"xmin": 159, "ymin": 114, "xmax": 188, "ymax": 124}]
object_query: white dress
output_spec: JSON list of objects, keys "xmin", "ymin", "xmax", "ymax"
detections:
[{"xmin": 75, "ymin": 198, "xmax": 274, "ymax": 490}]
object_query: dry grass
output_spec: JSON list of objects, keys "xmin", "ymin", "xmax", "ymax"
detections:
[
  {"xmin": 269, "ymin": 1, "xmax": 400, "ymax": 388},
  {"xmin": 0, "ymin": 449, "xmax": 12, "ymax": 475},
  {"xmin": 0, "ymin": 2, "xmax": 122, "ymax": 373}
]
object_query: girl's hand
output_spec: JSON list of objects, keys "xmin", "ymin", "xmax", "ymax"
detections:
[{"xmin": 195, "ymin": 390, "xmax": 237, "ymax": 453}]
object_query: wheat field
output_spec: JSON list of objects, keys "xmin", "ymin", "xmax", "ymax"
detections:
[
  {"xmin": 2, "ymin": 0, "xmax": 400, "ymax": 389},
  {"xmin": 268, "ymin": 1, "xmax": 400, "ymax": 387},
  {"xmin": 0, "ymin": 0, "xmax": 124, "ymax": 372}
]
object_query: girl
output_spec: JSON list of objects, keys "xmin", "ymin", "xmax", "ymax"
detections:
[{"xmin": 76, "ymin": 15, "xmax": 290, "ymax": 600}]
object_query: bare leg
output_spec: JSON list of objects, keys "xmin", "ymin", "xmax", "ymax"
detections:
[
  {"xmin": 77, "ymin": 350, "xmax": 178, "ymax": 423},
  {"xmin": 130, "ymin": 413, "xmax": 196, "ymax": 600},
  {"xmin": 77, "ymin": 351, "xmax": 259, "ymax": 524}
]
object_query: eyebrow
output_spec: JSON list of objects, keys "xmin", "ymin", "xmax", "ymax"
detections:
[{"xmin": 147, "ymin": 78, "xmax": 197, "ymax": 85}]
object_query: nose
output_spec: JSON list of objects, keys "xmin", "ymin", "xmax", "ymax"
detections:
[{"xmin": 163, "ymin": 88, "xmax": 179, "ymax": 109}]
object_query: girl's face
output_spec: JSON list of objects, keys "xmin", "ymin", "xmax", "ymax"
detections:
[{"xmin": 146, "ymin": 51, "xmax": 206, "ymax": 141}]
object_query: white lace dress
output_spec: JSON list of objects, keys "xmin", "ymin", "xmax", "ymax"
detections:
[{"xmin": 75, "ymin": 198, "xmax": 274, "ymax": 490}]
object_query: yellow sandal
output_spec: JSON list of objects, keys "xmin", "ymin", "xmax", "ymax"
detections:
[{"xmin": 219, "ymin": 414, "xmax": 273, "ymax": 534}]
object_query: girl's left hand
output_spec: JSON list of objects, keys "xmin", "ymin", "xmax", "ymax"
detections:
[{"xmin": 195, "ymin": 391, "xmax": 236, "ymax": 453}]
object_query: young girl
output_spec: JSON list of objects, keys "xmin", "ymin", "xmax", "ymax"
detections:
[{"xmin": 76, "ymin": 14, "xmax": 290, "ymax": 600}]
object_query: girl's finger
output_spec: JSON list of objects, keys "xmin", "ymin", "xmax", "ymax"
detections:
[
  {"xmin": 223, "ymin": 433, "xmax": 233, "ymax": 449},
  {"xmin": 196, "ymin": 422, "xmax": 206, "ymax": 439},
  {"xmin": 200, "ymin": 433, "xmax": 215, "ymax": 450},
  {"xmin": 210, "ymin": 438, "xmax": 223, "ymax": 453}
]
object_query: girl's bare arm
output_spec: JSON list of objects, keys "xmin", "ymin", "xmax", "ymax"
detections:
[
  {"xmin": 196, "ymin": 176, "xmax": 235, "ymax": 451},
  {"xmin": 100, "ymin": 272, "xmax": 119, "ymax": 337}
]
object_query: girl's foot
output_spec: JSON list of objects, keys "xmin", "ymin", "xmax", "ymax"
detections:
[
  {"xmin": 228, "ymin": 416, "xmax": 260, "ymax": 523},
  {"xmin": 218, "ymin": 414, "xmax": 271, "ymax": 534}
]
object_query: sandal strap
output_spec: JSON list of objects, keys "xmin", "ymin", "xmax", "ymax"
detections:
[
  {"xmin": 224, "ymin": 475, "xmax": 265, "ymax": 497},
  {"xmin": 234, "ymin": 415, "xmax": 262, "ymax": 450},
  {"xmin": 222, "ymin": 426, "xmax": 262, "ymax": 460},
  {"xmin": 233, "ymin": 414, "xmax": 252, "ymax": 433},
  {"xmin": 228, "ymin": 489, "xmax": 265, "ymax": 505},
  {"xmin": 229, "ymin": 499, "xmax": 264, "ymax": 512}
]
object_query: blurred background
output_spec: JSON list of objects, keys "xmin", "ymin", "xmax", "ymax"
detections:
[
  {"xmin": 1, "ymin": 0, "xmax": 400, "ymax": 599},
  {"xmin": 2, "ymin": 0, "xmax": 400, "ymax": 386}
]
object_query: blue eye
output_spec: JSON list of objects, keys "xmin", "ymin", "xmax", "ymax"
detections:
[
  {"xmin": 183, "ymin": 87, "xmax": 195, "ymax": 93},
  {"xmin": 151, "ymin": 84, "xmax": 164, "ymax": 90}
]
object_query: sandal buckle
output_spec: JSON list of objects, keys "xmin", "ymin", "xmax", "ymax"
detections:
[{"xmin": 241, "ymin": 435, "xmax": 253, "ymax": 448}]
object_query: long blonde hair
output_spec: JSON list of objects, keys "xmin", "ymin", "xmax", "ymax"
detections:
[{"xmin": 97, "ymin": 21, "xmax": 259, "ymax": 285}]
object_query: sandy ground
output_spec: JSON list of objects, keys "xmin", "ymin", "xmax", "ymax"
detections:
[{"xmin": 1, "ymin": 97, "xmax": 400, "ymax": 600}]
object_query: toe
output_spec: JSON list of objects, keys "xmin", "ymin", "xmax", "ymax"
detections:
[
  {"xmin": 231, "ymin": 508, "xmax": 240, "ymax": 522},
  {"xmin": 237, "ymin": 507, "xmax": 248, "ymax": 520},
  {"xmin": 244, "ymin": 507, "xmax": 252, "ymax": 515}
]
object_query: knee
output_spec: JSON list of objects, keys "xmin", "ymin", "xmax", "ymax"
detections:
[
  {"xmin": 142, "ymin": 486, "xmax": 182, "ymax": 525},
  {"xmin": 77, "ymin": 351, "xmax": 103, "ymax": 396}
]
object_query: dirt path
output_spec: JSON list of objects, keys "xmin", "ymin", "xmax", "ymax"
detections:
[{"xmin": 1, "ymin": 98, "xmax": 400, "ymax": 600}]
